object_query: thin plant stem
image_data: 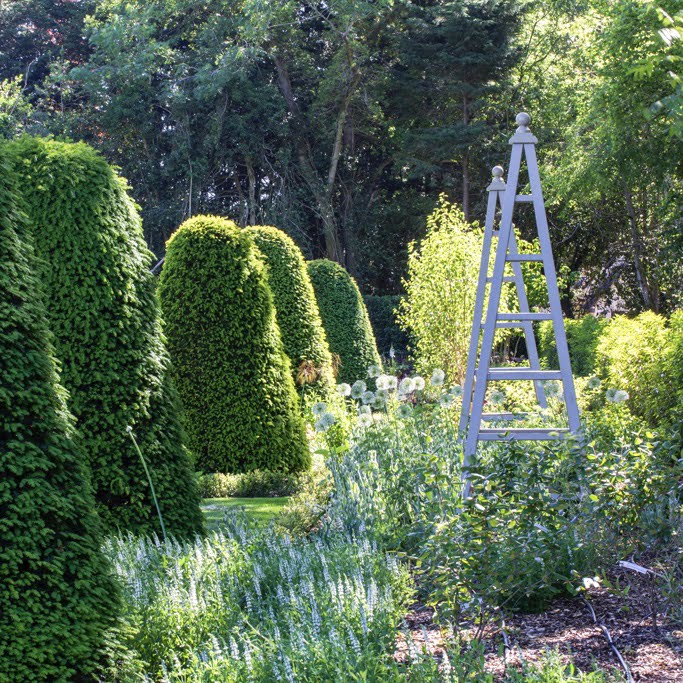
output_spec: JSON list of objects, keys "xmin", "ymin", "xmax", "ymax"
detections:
[{"xmin": 126, "ymin": 425, "xmax": 168, "ymax": 543}]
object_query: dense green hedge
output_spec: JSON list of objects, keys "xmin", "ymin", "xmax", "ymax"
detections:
[
  {"xmin": 307, "ymin": 259, "xmax": 381, "ymax": 384},
  {"xmin": 5, "ymin": 137, "xmax": 203, "ymax": 538},
  {"xmin": 0, "ymin": 153, "xmax": 119, "ymax": 681},
  {"xmin": 246, "ymin": 225, "xmax": 335, "ymax": 399},
  {"xmin": 538, "ymin": 315, "xmax": 609, "ymax": 377},
  {"xmin": 364, "ymin": 294, "xmax": 411, "ymax": 358},
  {"xmin": 159, "ymin": 216, "xmax": 310, "ymax": 473}
]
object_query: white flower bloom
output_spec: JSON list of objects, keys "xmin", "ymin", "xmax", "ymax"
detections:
[
  {"xmin": 430, "ymin": 368, "xmax": 445, "ymax": 386},
  {"xmin": 372, "ymin": 393, "xmax": 386, "ymax": 410},
  {"xmin": 489, "ymin": 389, "xmax": 505, "ymax": 405},
  {"xmin": 440, "ymin": 393, "xmax": 454, "ymax": 407},
  {"xmin": 398, "ymin": 377, "xmax": 415, "ymax": 395},
  {"xmin": 587, "ymin": 376, "xmax": 602, "ymax": 390},
  {"xmin": 450, "ymin": 384, "xmax": 463, "ymax": 398},
  {"xmin": 611, "ymin": 389, "xmax": 629, "ymax": 403},
  {"xmin": 351, "ymin": 380, "xmax": 367, "ymax": 399},
  {"xmin": 389, "ymin": 344, "xmax": 396, "ymax": 359},
  {"xmin": 359, "ymin": 405, "xmax": 372, "ymax": 415},
  {"xmin": 337, "ymin": 382, "xmax": 351, "ymax": 397},
  {"xmin": 386, "ymin": 375, "xmax": 398, "ymax": 391},
  {"xmin": 413, "ymin": 376, "xmax": 425, "ymax": 391},
  {"xmin": 397, "ymin": 404, "xmax": 413, "ymax": 419},
  {"xmin": 312, "ymin": 402, "xmax": 327, "ymax": 417},
  {"xmin": 361, "ymin": 390, "xmax": 375, "ymax": 405},
  {"xmin": 358, "ymin": 413, "xmax": 373, "ymax": 428},
  {"xmin": 375, "ymin": 374, "xmax": 389, "ymax": 391},
  {"xmin": 367, "ymin": 364, "xmax": 381, "ymax": 378},
  {"xmin": 314, "ymin": 412, "xmax": 336, "ymax": 432}
]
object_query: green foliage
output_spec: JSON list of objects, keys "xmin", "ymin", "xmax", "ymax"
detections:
[
  {"xmin": 246, "ymin": 225, "xmax": 335, "ymax": 400},
  {"xmin": 159, "ymin": 215, "xmax": 310, "ymax": 474},
  {"xmin": 363, "ymin": 294, "xmax": 411, "ymax": 357},
  {"xmin": 0, "ymin": 151, "xmax": 120, "ymax": 681},
  {"xmin": 595, "ymin": 311, "xmax": 672, "ymax": 424},
  {"xmin": 538, "ymin": 315, "xmax": 609, "ymax": 377},
  {"xmin": 197, "ymin": 469, "xmax": 306, "ymax": 499},
  {"xmin": 307, "ymin": 258, "xmax": 382, "ymax": 384},
  {"xmin": 4, "ymin": 136, "xmax": 203, "ymax": 538},
  {"xmin": 398, "ymin": 198, "xmax": 481, "ymax": 383}
]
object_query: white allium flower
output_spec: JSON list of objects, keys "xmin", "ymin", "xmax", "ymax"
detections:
[
  {"xmin": 386, "ymin": 375, "xmax": 398, "ymax": 391},
  {"xmin": 398, "ymin": 377, "xmax": 415, "ymax": 395},
  {"xmin": 315, "ymin": 412, "xmax": 336, "ymax": 432},
  {"xmin": 440, "ymin": 393, "xmax": 454, "ymax": 407},
  {"xmin": 430, "ymin": 368, "xmax": 445, "ymax": 386},
  {"xmin": 606, "ymin": 388, "xmax": 618, "ymax": 402},
  {"xmin": 351, "ymin": 380, "xmax": 367, "ymax": 399},
  {"xmin": 372, "ymin": 393, "xmax": 386, "ymax": 410},
  {"xmin": 375, "ymin": 374, "xmax": 389, "ymax": 391},
  {"xmin": 587, "ymin": 376, "xmax": 602, "ymax": 390},
  {"xmin": 361, "ymin": 390, "xmax": 375, "ymax": 405},
  {"xmin": 312, "ymin": 402, "xmax": 327, "ymax": 417},
  {"xmin": 358, "ymin": 413, "xmax": 373, "ymax": 428},
  {"xmin": 359, "ymin": 405, "xmax": 371, "ymax": 415},
  {"xmin": 608, "ymin": 389, "xmax": 629, "ymax": 403},
  {"xmin": 544, "ymin": 381, "xmax": 561, "ymax": 398},
  {"xmin": 367, "ymin": 364, "xmax": 381, "ymax": 378},
  {"xmin": 397, "ymin": 404, "xmax": 413, "ymax": 419},
  {"xmin": 489, "ymin": 389, "xmax": 505, "ymax": 405},
  {"xmin": 450, "ymin": 384, "xmax": 463, "ymax": 398},
  {"xmin": 413, "ymin": 376, "xmax": 425, "ymax": 391},
  {"xmin": 337, "ymin": 382, "xmax": 351, "ymax": 397}
]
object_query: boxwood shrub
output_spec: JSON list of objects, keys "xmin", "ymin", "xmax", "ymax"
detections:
[
  {"xmin": 5, "ymin": 137, "xmax": 203, "ymax": 538},
  {"xmin": 0, "ymin": 154, "xmax": 120, "ymax": 681},
  {"xmin": 307, "ymin": 259, "xmax": 381, "ymax": 384},
  {"xmin": 246, "ymin": 225, "xmax": 335, "ymax": 399},
  {"xmin": 159, "ymin": 216, "xmax": 310, "ymax": 474}
]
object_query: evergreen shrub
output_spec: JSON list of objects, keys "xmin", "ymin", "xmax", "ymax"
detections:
[
  {"xmin": 0, "ymin": 154, "xmax": 120, "ymax": 681},
  {"xmin": 246, "ymin": 225, "xmax": 335, "ymax": 399},
  {"xmin": 364, "ymin": 294, "xmax": 410, "ymax": 358},
  {"xmin": 5, "ymin": 137, "xmax": 203, "ymax": 537},
  {"xmin": 159, "ymin": 216, "xmax": 310, "ymax": 474},
  {"xmin": 307, "ymin": 259, "xmax": 381, "ymax": 384},
  {"xmin": 538, "ymin": 315, "xmax": 609, "ymax": 377}
]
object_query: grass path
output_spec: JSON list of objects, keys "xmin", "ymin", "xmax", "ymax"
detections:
[{"xmin": 202, "ymin": 497, "xmax": 289, "ymax": 529}]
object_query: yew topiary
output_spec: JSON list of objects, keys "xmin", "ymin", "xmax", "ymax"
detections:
[
  {"xmin": 159, "ymin": 216, "xmax": 310, "ymax": 473},
  {"xmin": 246, "ymin": 225, "xmax": 335, "ymax": 399},
  {"xmin": 307, "ymin": 259, "xmax": 381, "ymax": 384},
  {"xmin": 5, "ymin": 137, "xmax": 203, "ymax": 538},
  {"xmin": 0, "ymin": 153, "xmax": 120, "ymax": 681}
]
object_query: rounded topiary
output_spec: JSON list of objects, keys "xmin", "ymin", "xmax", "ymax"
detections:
[
  {"xmin": 307, "ymin": 259, "xmax": 381, "ymax": 384},
  {"xmin": 246, "ymin": 225, "xmax": 335, "ymax": 399},
  {"xmin": 159, "ymin": 216, "xmax": 310, "ymax": 474},
  {"xmin": 0, "ymin": 153, "xmax": 120, "ymax": 681},
  {"xmin": 5, "ymin": 137, "xmax": 203, "ymax": 538}
]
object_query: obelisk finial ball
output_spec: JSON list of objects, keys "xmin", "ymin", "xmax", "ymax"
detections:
[
  {"xmin": 516, "ymin": 112, "xmax": 531, "ymax": 127},
  {"xmin": 492, "ymin": 166, "xmax": 504, "ymax": 178}
]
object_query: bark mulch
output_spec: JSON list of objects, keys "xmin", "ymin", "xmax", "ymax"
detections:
[{"xmin": 395, "ymin": 563, "xmax": 683, "ymax": 681}]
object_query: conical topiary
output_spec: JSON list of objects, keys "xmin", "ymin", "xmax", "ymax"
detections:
[
  {"xmin": 159, "ymin": 216, "xmax": 310, "ymax": 474},
  {"xmin": 0, "ymin": 152, "xmax": 120, "ymax": 681},
  {"xmin": 246, "ymin": 225, "xmax": 335, "ymax": 400},
  {"xmin": 4, "ymin": 137, "xmax": 203, "ymax": 538},
  {"xmin": 307, "ymin": 259, "xmax": 382, "ymax": 384}
]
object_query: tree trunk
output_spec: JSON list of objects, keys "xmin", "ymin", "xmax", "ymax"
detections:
[
  {"xmin": 245, "ymin": 156, "xmax": 257, "ymax": 226},
  {"xmin": 462, "ymin": 94, "xmax": 470, "ymax": 221},
  {"xmin": 623, "ymin": 184, "xmax": 655, "ymax": 311}
]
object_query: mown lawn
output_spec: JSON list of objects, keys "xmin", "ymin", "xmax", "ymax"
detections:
[{"xmin": 201, "ymin": 497, "xmax": 289, "ymax": 529}]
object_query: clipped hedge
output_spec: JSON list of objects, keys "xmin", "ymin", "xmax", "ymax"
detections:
[
  {"xmin": 538, "ymin": 315, "xmax": 609, "ymax": 377},
  {"xmin": 5, "ymin": 137, "xmax": 203, "ymax": 538},
  {"xmin": 246, "ymin": 225, "xmax": 335, "ymax": 399},
  {"xmin": 364, "ymin": 294, "xmax": 411, "ymax": 358},
  {"xmin": 307, "ymin": 259, "xmax": 381, "ymax": 384},
  {"xmin": 159, "ymin": 216, "xmax": 310, "ymax": 474},
  {"xmin": 0, "ymin": 153, "xmax": 119, "ymax": 681},
  {"xmin": 198, "ymin": 470, "xmax": 307, "ymax": 498}
]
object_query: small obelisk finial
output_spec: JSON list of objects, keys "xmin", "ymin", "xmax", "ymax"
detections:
[
  {"xmin": 487, "ymin": 165, "xmax": 506, "ymax": 192},
  {"xmin": 509, "ymin": 111, "xmax": 537, "ymax": 144}
]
